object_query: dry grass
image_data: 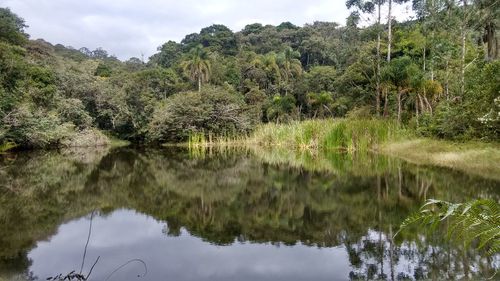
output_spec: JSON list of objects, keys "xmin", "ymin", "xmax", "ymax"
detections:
[{"xmin": 381, "ymin": 139, "xmax": 500, "ymax": 181}]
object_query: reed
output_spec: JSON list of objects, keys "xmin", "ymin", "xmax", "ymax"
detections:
[
  {"xmin": 249, "ymin": 119, "xmax": 402, "ymax": 152},
  {"xmin": 187, "ymin": 131, "xmax": 250, "ymax": 148}
]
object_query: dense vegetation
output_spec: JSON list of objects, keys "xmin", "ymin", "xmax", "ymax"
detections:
[{"xmin": 0, "ymin": 1, "xmax": 498, "ymax": 149}]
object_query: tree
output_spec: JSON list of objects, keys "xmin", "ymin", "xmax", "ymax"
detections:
[
  {"xmin": 277, "ymin": 47, "xmax": 303, "ymax": 95},
  {"xmin": 199, "ymin": 24, "xmax": 237, "ymax": 55},
  {"xmin": 475, "ymin": 0, "xmax": 499, "ymax": 60},
  {"xmin": 94, "ymin": 63, "xmax": 112, "ymax": 77},
  {"xmin": 307, "ymin": 91, "xmax": 335, "ymax": 118},
  {"xmin": 181, "ymin": 45, "xmax": 212, "ymax": 92},
  {"xmin": 146, "ymin": 86, "xmax": 253, "ymax": 142},
  {"xmin": 241, "ymin": 23, "xmax": 264, "ymax": 35},
  {"xmin": 151, "ymin": 40, "xmax": 182, "ymax": 68},
  {"xmin": 91, "ymin": 47, "xmax": 109, "ymax": 59},
  {"xmin": 346, "ymin": 0, "xmax": 385, "ymax": 115},
  {"xmin": 305, "ymin": 66, "xmax": 337, "ymax": 93},
  {"xmin": 0, "ymin": 7, "xmax": 28, "ymax": 45},
  {"xmin": 382, "ymin": 56, "xmax": 421, "ymax": 123}
]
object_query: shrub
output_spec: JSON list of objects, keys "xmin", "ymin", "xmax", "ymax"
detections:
[
  {"xmin": 147, "ymin": 86, "xmax": 255, "ymax": 143},
  {"xmin": 2, "ymin": 105, "xmax": 74, "ymax": 148},
  {"xmin": 94, "ymin": 62, "xmax": 112, "ymax": 77},
  {"xmin": 57, "ymin": 98, "xmax": 93, "ymax": 129}
]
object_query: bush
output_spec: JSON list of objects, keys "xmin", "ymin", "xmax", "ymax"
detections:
[
  {"xmin": 147, "ymin": 86, "xmax": 255, "ymax": 143},
  {"xmin": 94, "ymin": 62, "xmax": 112, "ymax": 77},
  {"xmin": 266, "ymin": 94, "xmax": 298, "ymax": 123},
  {"xmin": 57, "ymin": 98, "xmax": 93, "ymax": 129},
  {"xmin": 1, "ymin": 105, "xmax": 74, "ymax": 148}
]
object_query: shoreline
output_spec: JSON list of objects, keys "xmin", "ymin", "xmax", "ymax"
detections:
[
  {"xmin": 4, "ymin": 120, "xmax": 499, "ymax": 181},
  {"xmin": 380, "ymin": 139, "xmax": 500, "ymax": 181}
]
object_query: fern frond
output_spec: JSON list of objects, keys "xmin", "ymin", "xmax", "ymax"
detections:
[{"xmin": 397, "ymin": 199, "xmax": 500, "ymax": 255}]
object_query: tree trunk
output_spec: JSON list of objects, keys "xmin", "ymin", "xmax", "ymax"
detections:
[
  {"xmin": 460, "ymin": 0, "xmax": 467, "ymax": 97},
  {"xmin": 445, "ymin": 59, "xmax": 450, "ymax": 99},
  {"xmin": 485, "ymin": 22, "xmax": 498, "ymax": 60},
  {"xmin": 418, "ymin": 94, "xmax": 425, "ymax": 115},
  {"xmin": 423, "ymin": 45, "xmax": 426, "ymax": 72},
  {"xmin": 198, "ymin": 75, "xmax": 202, "ymax": 92},
  {"xmin": 397, "ymin": 88, "xmax": 402, "ymax": 124},
  {"xmin": 423, "ymin": 95, "xmax": 433, "ymax": 115},
  {"xmin": 376, "ymin": 2, "xmax": 382, "ymax": 116},
  {"xmin": 387, "ymin": 0, "xmax": 392, "ymax": 62},
  {"xmin": 383, "ymin": 88, "xmax": 389, "ymax": 117},
  {"xmin": 416, "ymin": 94, "xmax": 419, "ymax": 127}
]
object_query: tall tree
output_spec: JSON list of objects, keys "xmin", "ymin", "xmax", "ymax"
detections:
[
  {"xmin": 278, "ymin": 47, "xmax": 302, "ymax": 95},
  {"xmin": 382, "ymin": 56, "xmax": 420, "ymax": 123},
  {"xmin": 151, "ymin": 41, "xmax": 182, "ymax": 68},
  {"xmin": 0, "ymin": 7, "xmax": 28, "ymax": 45},
  {"xmin": 387, "ymin": 0, "xmax": 411, "ymax": 62},
  {"xmin": 346, "ymin": 0, "xmax": 385, "ymax": 115},
  {"xmin": 181, "ymin": 45, "xmax": 211, "ymax": 92},
  {"xmin": 475, "ymin": 0, "xmax": 499, "ymax": 60}
]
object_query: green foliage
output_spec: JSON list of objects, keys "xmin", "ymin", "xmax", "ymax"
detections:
[
  {"xmin": 266, "ymin": 95, "xmax": 298, "ymax": 123},
  {"xmin": 57, "ymin": 98, "xmax": 93, "ymax": 129},
  {"xmin": 305, "ymin": 66, "xmax": 337, "ymax": 93},
  {"xmin": 1, "ymin": 105, "xmax": 74, "ymax": 148},
  {"xmin": 306, "ymin": 91, "xmax": 334, "ymax": 118},
  {"xmin": 150, "ymin": 40, "xmax": 182, "ymax": 68},
  {"xmin": 398, "ymin": 199, "xmax": 500, "ymax": 255},
  {"xmin": 251, "ymin": 119, "xmax": 399, "ymax": 152},
  {"xmin": 147, "ymin": 86, "xmax": 254, "ymax": 143},
  {"xmin": 0, "ymin": 7, "xmax": 28, "ymax": 45},
  {"xmin": 94, "ymin": 62, "xmax": 112, "ymax": 77},
  {"xmin": 418, "ymin": 61, "xmax": 500, "ymax": 140},
  {"xmin": 0, "ymin": 42, "xmax": 26, "ymax": 93},
  {"xmin": 0, "ymin": 4, "xmax": 498, "ymax": 147},
  {"xmin": 181, "ymin": 45, "xmax": 212, "ymax": 91}
]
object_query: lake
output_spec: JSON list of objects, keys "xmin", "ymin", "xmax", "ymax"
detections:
[{"xmin": 0, "ymin": 147, "xmax": 498, "ymax": 281}]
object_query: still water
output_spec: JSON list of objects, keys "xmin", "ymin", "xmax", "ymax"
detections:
[{"xmin": 0, "ymin": 147, "xmax": 498, "ymax": 281}]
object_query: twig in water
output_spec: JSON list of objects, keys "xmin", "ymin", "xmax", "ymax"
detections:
[
  {"xmin": 104, "ymin": 259, "xmax": 148, "ymax": 281},
  {"xmin": 80, "ymin": 210, "xmax": 95, "ymax": 274},
  {"xmin": 85, "ymin": 256, "xmax": 100, "ymax": 280}
]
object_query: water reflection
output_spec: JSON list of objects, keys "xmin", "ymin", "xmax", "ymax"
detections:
[{"xmin": 0, "ymin": 147, "xmax": 498, "ymax": 280}]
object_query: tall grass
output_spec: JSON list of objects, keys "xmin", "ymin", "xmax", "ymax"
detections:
[
  {"xmin": 250, "ymin": 119, "xmax": 403, "ymax": 152},
  {"xmin": 187, "ymin": 132, "xmax": 249, "ymax": 148},
  {"xmin": 182, "ymin": 119, "xmax": 407, "ymax": 154}
]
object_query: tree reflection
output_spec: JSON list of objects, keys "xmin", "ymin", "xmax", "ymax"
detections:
[{"xmin": 0, "ymin": 147, "xmax": 498, "ymax": 280}]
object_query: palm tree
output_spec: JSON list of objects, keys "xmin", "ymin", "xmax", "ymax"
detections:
[
  {"xmin": 261, "ymin": 53, "xmax": 282, "ymax": 90},
  {"xmin": 181, "ymin": 45, "xmax": 211, "ymax": 92},
  {"xmin": 381, "ymin": 56, "xmax": 420, "ymax": 123},
  {"xmin": 278, "ymin": 47, "xmax": 303, "ymax": 95}
]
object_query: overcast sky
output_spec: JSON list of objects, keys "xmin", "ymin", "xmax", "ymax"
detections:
[{"xmin": 2, "ymin": 0, "xmax": 414, "ymax": 60}]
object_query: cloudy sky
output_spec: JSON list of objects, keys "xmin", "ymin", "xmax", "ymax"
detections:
[{"xmin": 3, "ymin": 0, "xmax": 414, "ymax": 60}]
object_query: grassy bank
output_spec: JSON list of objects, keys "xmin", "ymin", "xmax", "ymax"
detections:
[
  {"xmin": 246, "ymin": 119, "xmax": 500, "ymax": 180},
  {"xmin": 381, "ymin": 139, "xmax": 500, "ymax": 181},
  {"xmin": 249, "ymin": 119, "xmax": 403, "ymax": 152}
]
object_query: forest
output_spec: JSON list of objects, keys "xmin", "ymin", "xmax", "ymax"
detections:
[{"xmin": 0, "ymin": 0, "xmax": 498, "ymax": 150}]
